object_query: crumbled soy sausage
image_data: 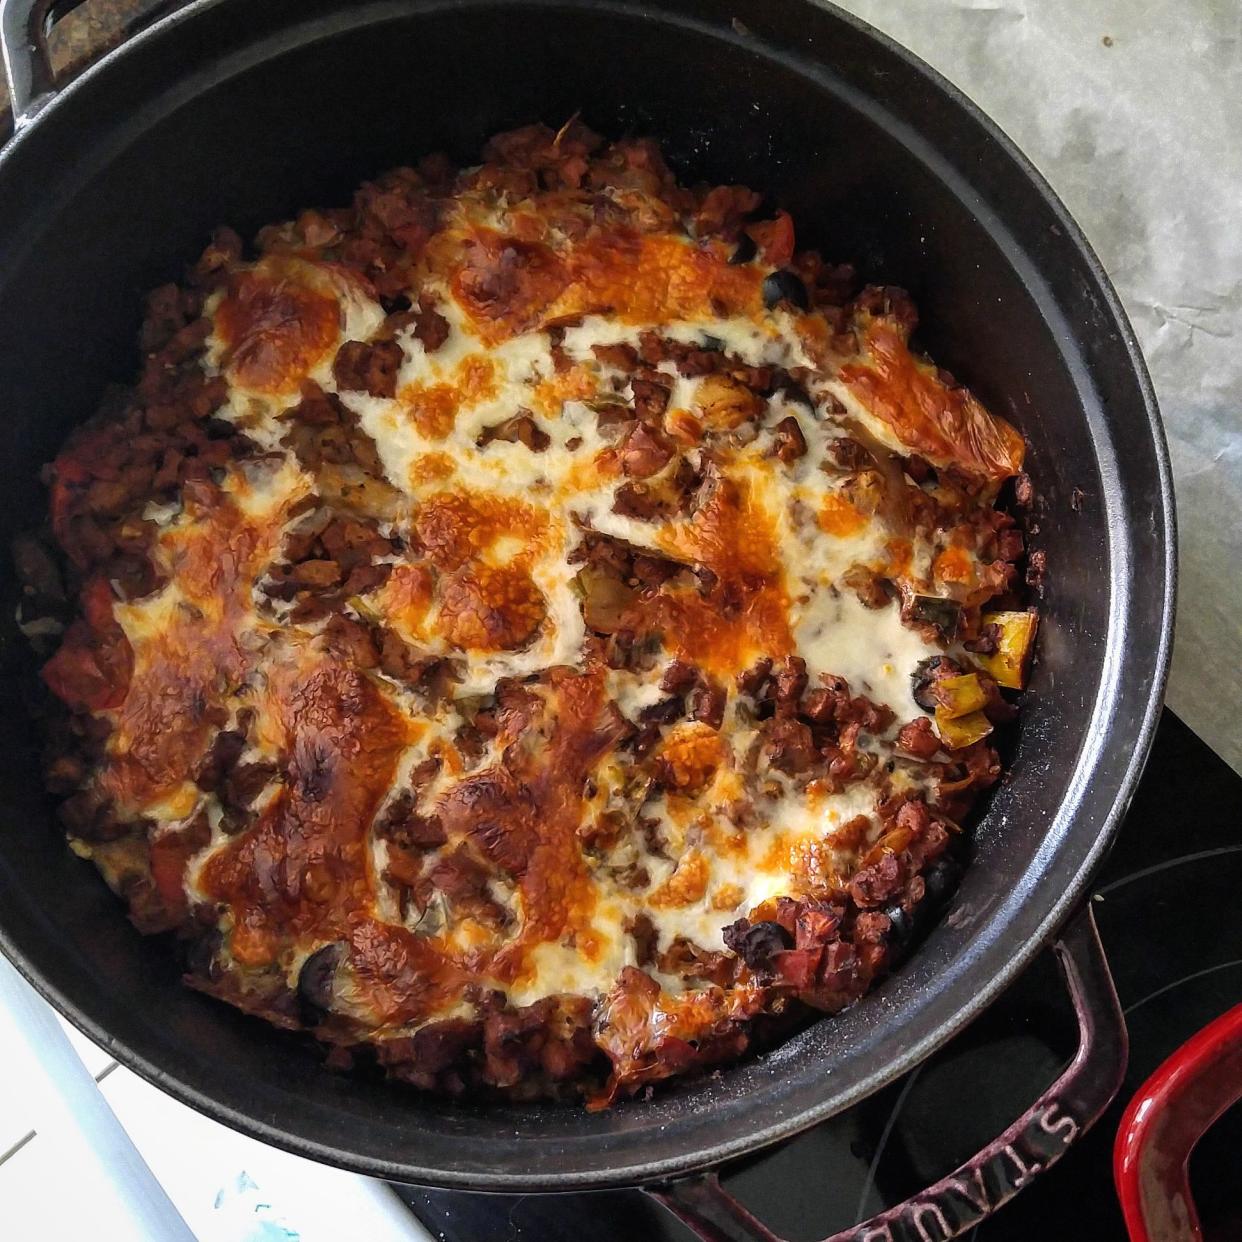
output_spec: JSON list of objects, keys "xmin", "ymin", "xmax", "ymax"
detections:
[
  {"xmin": 411, "ymin": 298, "xmax": 450, "ymax": 352},
  {"xmin": 333, "ymin": 339, "xmax": 404, "ymax": 398},
  {"xmin": 773, "ymin": 656, "xmax": 808, "ymax": 716},
  {"xmin": 619, "ymin": 423, "xmax": 674, "ymax": 479},
  {"xmin": 763, "ymin": 717, "xmax": 817, "ymax": 775},
  {"xmin": 737, "ymin": 657, "xmax": 773, "ymax": 698},
  {"xmin": 896, "ymin": 717, "xmax": 940, "ymax": 759},
  {"xmin": 659, "ymin": 659, "xmax": 698, "ymax": 694},
  {"xmin": 592, "ymin": 342, "xmax": 639, "ymax": 371},
  {"xmin": 687, "ymin": 679, "xmax": 726, "ymax": 729},
  {"xmin": 771, "ymin": 415, "xmax": 808, "ymax": 463},
  {"xmin": 630, "ymin": 373, "xmax": 672, "ymax": 423},
  {"xmin": 479, "ymin": 413, "xmax": 551, "ymax": 451},
  {"xmin": 626, "ymin": 912, "xmax": 659, "ymax": 965}
]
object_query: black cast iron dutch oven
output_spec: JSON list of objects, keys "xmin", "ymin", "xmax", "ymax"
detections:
[{"xmin": 0, "ymin": 0, "xmax": 1175, "ymax": 1236}]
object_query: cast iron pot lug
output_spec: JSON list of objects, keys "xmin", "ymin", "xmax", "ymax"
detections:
[
  {"xmin": 1, "ymin": 0, "xmax": 76, "ymax": 126},
  {"xmin": 650, "ymin": 905, "xmax": 1127, "ymax": 1241},
  {"xmin": 0, "ymin": 0, "xmax": 173, "ymax": 126}
]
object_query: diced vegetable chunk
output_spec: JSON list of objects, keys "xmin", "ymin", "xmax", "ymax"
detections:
[
  {"xmin": 977, "ymin": 610, "xmax": 1038, "ymax": 690},
  {"xmin": 909, "ymin": 594, "xmax": 962, "ymax": 638},
  {"xmin": 933, "ymin": 673, "xmax": 987, "ymax": 719},
  {"xmin": 934, "ymin": 708, "xmax": 993, "ymax": 750},
  {"xmin": 347, "ymin": 595, "xmax": 381, "ymax": 624},
  {"xmin": 573, "ymin": 566, "xmax": 636, "ymax": 634}
]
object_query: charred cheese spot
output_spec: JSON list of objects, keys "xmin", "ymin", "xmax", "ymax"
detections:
[
  {"xmin": 348, "ymin": 919, "xmax": 470, "ymax": 1026},
  {"xmin": 450, "ymin": 232, "xmax": 568, "ymax": 342},
  {"xmin": 833, "ymin": 306, "xmax": 1024, "ymax": 483},
  {"xmin": 438, "ymin": 563, "xmax": 546, "ymax": 651},
  {"xmin": 213, "ymin": 259, "xmax": 342, "ymax": 395},
  {"xmin": 104, "ymin": 487, "xmax": 292, "ymax": 813},
  {"xmin": 444, "ymin": 230, "xmax": 763, "ymax": 346},
  {"xmin": 200, "ymin": 654, "xmax": 413, "ymax": 965}
]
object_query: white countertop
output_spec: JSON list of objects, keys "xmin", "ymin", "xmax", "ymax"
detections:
[{"xmin": 0, "ymin": 957, "xmax": 430, "ymax": 1242}]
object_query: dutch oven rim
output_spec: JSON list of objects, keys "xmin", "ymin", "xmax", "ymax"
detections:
[{"xmin": 0, "ymin": 0, "xmax": 1176, "ymax": 1191}]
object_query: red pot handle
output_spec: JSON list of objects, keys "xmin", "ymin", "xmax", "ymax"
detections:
[
  {"xmin": 1114, "ymin": 1002, "xmax": 1242, "ymax": 1242},
  {"xmin": 649, "ymin": 903, "xmax": 1127, "ymax": 1241}
]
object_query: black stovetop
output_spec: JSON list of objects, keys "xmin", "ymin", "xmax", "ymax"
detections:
[{"xmin": 393, "ymin": 712, "xmax": 1242, "ymax": 1242}]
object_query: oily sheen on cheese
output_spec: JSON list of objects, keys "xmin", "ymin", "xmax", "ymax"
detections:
[{"xmin": 33, "ymin": 123, "xmax": 1033, "ymax": 1105}]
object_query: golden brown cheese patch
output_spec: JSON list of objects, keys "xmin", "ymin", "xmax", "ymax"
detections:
[
  {"xmin": 104, "ymin": 487, "xmax": 288, "ymax": 812},
  {"xmin": 214, "ymin": 258, "xmax": 342, "ymax": 394},
  {"xmin": 376, "ymin": 562, "xmax": 435, "ymax": 640},
  {"xmin": 818, "ymin": 493, "xmax": 868, "ymax": 538},
  {"xmin": 450, "ymin": 231, "xmax": 569, "ymax": 343},
  {"xmin": 654, "ymin": 723, "xmax": 727, "ymax": 795},
  {"xmin": 347, "ymin": 919, "xmax": 471, "ymax": 1027},
  {"xmin": 445, "ymin": 228, "xmax": 763, "ymax": 345},
  {"xmin": 489, "ymin": 671, "xmax": 630, "ymax": 978},
  {"xmin": 408, "ymin": 452, "xmax": 457, "ymax": 485},
  {"xmin": 556, "ymin": 233, "xmax": 763, "ymax": 327},
  {"xmin": 648, "ymin": 850, "xmax": 710, "ymax": 909},
  {"xmin": 652, "ymin": 472, "xmax": 793, "ymax": 675},
  {"xmin": 837, "ymin": 306, "xmax": 1024, "ymax": 482},
  {"xmin": 530, "ymin": 363, "xmax": 599, "ymax": 416},
  {"xmin": 200, "ymin": 652, "xmax": 414, "ymax": 966},
  {"xmin": 414, "ymin": 489, "xmax": 548, "ymax": 572},
  {"xmin": 438, "ymin": 563, "xmax": 546, "ymax": 652},
  {"xmin": 400, "ymin": 382, "xmax": 460, "ymax": 439},
  {"xmin": 399, "ymin": 353, "xmax": 499, "ymax": 439}
]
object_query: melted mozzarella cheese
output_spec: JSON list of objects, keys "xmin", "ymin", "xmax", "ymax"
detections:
[
  {"xmin": 174, "ymin": 275, "xmax": 962, "ymax": 1020},
  {"xmin": 641, "ymin": 779, "xmax": 881, "ymax": 963},
  {"xmin": 509, "ymin": 931, "xmax": 631, "ymax": 1008},
  {"xmin": 793, "ymin": 590, "xmax": 930, "ymax": 726}
]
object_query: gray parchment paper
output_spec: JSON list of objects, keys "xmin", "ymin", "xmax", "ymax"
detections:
[{"xmin": 833, "ymin": 0, "xmax": 1242, "ymax": 772}]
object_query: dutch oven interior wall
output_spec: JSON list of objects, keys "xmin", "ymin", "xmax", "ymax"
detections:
[{"xmin": 0, "ymin": 0, "xmax": 1112, "ymax": 1177}]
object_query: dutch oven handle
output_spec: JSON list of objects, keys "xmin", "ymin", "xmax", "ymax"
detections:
[
  {"xmin": 0, "ymin": 0, "xmax": 176, "ymax": 129},
  {"xmin": 649, "ymin": 904, "xmax": 1127, "ymax": 1242},
  {"xmin": 1, "ymin": 0, "xmax": 81, "ymax": 127}
]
